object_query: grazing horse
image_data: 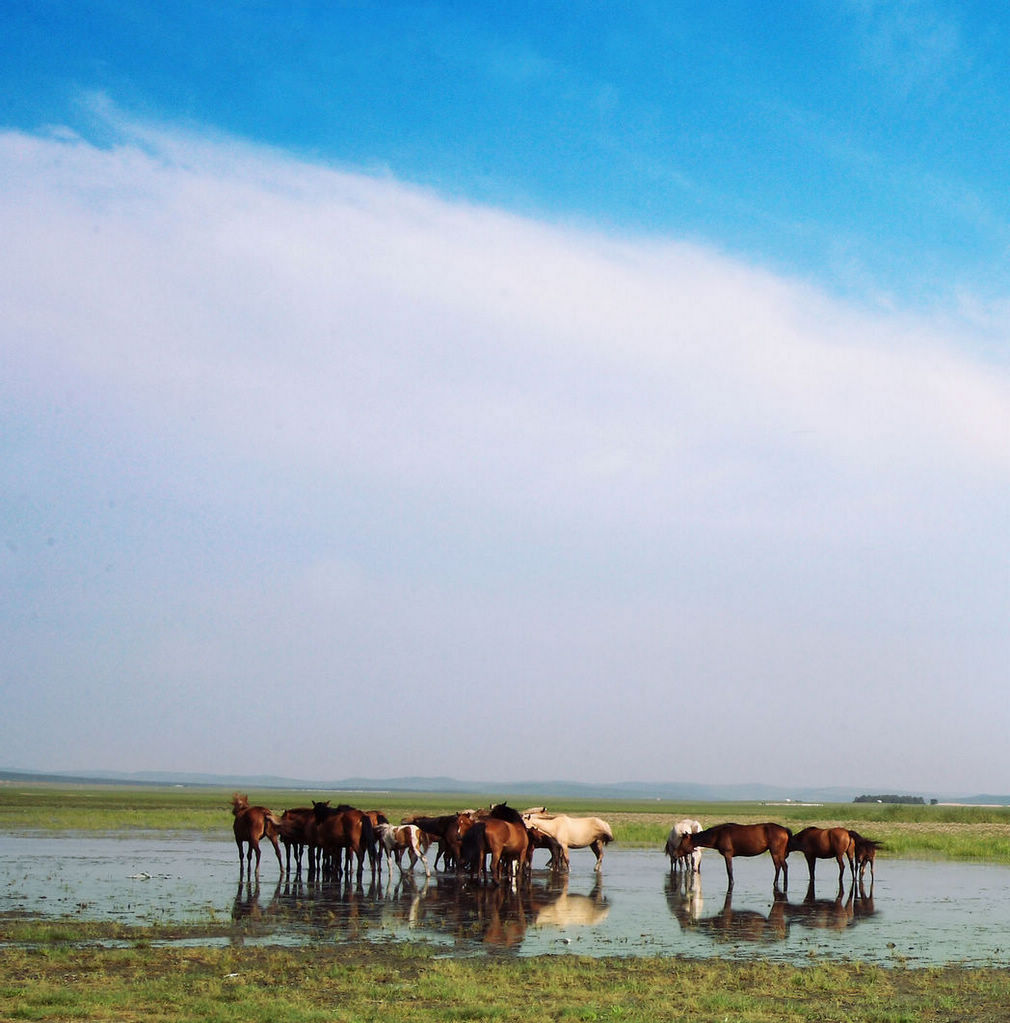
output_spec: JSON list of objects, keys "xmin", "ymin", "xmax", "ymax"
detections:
[
  {"xmin": 665, "ymin": 818, "xmax": 703, "ymax": 875},
  {"xmin": 787, "ymin": 827, "xmax": 854, "ymax": 885},
  {"xmin": 376, "ymin": 822, "xmax": 431, "ymax": 877},
  {"xmin": 848, "ymin": 830, "xmax": 883, "ymax": 882},
  {"xmin": 311, "ymin": 801, "xmax": 375, "ymax": 882},
  {"xmin": 461, "ymin": 805, "xmax": 529, "ymax": 885},
  {"xmin": 521, "ymin": 812, "xmax": 614, "ymax": 872},
  {"xmin": 675, "ymin": 822, "xmax": 792, "ymax": 890},
  {"xmin": 231, "ymin": 793, "xmax": 284, "ymax": 878}
]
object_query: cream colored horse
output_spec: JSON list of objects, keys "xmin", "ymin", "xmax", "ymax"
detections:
[{"xmin": 521, "ymin": 812, "xmax": 613, "ymax": 871}]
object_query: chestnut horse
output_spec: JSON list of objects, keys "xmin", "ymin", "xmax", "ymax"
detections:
[
  {"xmin": 461, "ymin": 805, "xmax": 529, "ymax": 885},
  {"xmin": 277, "ymin": 806, "xmax": 316, "ymax": 876},
  {"xmin": 404, "ymin": 812, "xmax": 475, "ymax": 871},
  {"xmin": 231, "ymin": 793, "xmax": 284, "ymax": 878},
  {"xmin": 787, "ymin": 826, "xmax": 854, "ymax": 884},
  {"xmin": 848, "ymin": 830, "xmax": 883, "ymax": 882},
  {"xmin": 311, "ymin": 801, "xmax": 375, "ymax": 882},
  {"xmin": 675, "ymin": 822, "xmax": 792, "ymax": 890}
]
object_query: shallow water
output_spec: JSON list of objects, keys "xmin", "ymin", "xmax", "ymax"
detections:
[{"xmin": 2, "ymin": 832, "xmax": 1009, "ymax": 965}]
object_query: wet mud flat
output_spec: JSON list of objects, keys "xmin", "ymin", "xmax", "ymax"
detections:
[{"xmin": 2, "ymin": 832, "xmax": 1009, "ymax": 966}]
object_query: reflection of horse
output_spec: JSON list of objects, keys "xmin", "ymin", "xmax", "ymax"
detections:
[
  {"xmin": 784, "ymin": 879, "xmax": 855, "ymax": 930},
  {"xmin": 848, "ymin": 831, "xmax": 883, "ymax": 882},
  {"xmin": 461, "ymin": 805, "xmax": 529, "ymax": 884},
  {"xmin": 787, "ymin": 827, "xmax": 854, "ymax": 884},
  {"xmin": 679, "ymin": 888, "xmax": 788, "ymax": 943},
  {"xmin": 521, "ymin": 812, "xmax": 613, "ymax": 872},
  {"xmin": 665, "ymin": 872, "xmax": 704, "ymax": 927},
  {"xmin": 675, "ymin": 822, "xmax": 791, "ymax": 890},
  {"xmin": 231, "ymin": 793, "xmax": 284, "ymax": 878},
  {"xmin": 529, "ymin": 876, "xmax": 609, "ymax": 928},
  {"xmin": 376, "ymin": 823, "xmax": 431, "ymax": 877},
  {"xmin": 666, "ymin": 818, "xmax": 702, "ymax": 875}
]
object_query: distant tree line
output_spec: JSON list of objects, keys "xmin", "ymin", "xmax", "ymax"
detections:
[{"xmin": 853, "ymin": 794, "xmax": 927, "ymax": 804}]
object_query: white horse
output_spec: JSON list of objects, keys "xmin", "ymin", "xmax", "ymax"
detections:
[
  {"xmin": 376, "ymin": 823, "xmax": 431, "ymax": 877},
  {"xmin": 666, "ymin": 818, "xmax": 702, "ymax": 875},
  {"xmin": 521, "ymin": 812, "xmax": 613, "ymax": 871}
]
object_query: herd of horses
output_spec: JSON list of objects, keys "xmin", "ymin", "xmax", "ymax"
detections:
[
  {"xmin": 230, "ymin": 794, "xmax": 881, "ymax": 891},
  {"xmin": 230, "ymin": 794, "xmax": 614, "ymax": 885},
  {"xmin": 665, "ymin": 819, "xmax": 882, "ymax": 889}
]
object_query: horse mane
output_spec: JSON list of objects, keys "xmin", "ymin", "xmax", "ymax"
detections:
[{"xmin": 489, "ymin": 803, "xmax": 524, "ymax": 824}]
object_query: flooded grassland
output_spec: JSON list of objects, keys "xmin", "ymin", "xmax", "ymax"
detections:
[{"xmin": 6, "ymin": 790, "xmax": 1010, "ymax": 1022}]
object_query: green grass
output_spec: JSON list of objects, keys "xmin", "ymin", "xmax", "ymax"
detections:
[
  {"xmin": 4, "ymin": 783, "xmax": 1010, "ymax": 862},
  {"xmin": 3, "ymin": 938, "xmax": 1010, "ymax": 1022}
]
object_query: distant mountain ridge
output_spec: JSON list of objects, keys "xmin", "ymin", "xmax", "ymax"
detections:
[{"xmin": 2, "ymin": 767, "xmax": 1005, "ymax": 805}]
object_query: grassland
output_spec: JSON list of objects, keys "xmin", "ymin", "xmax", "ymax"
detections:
[
  {"xmin": 5, "ymin": 935, "xmax": 1010, "ymax": 1022},
  {"xmin": 4, "ymin": 784, "xmax": 1010, "ymax": 1020},
  {"xmin": 3, "ymin": 782, "xmax": 1010, "ymax": 862}
]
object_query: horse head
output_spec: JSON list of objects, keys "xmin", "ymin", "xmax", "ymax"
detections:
[{"xmin": 231, "ymin": 793, "xmax": 250, "ymax": 815}]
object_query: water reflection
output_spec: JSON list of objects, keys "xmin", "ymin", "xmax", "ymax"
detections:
[
  {"xmin": 9, "ymin": 834, "xmax": 1009, "ymax": 966},
  {"xmin": 227, "ymin": 870, "xmax": 610, "ymax": 954},
  {"xmin": 666, "ymin": 874, "xmax": 876, "ymax": 945}
]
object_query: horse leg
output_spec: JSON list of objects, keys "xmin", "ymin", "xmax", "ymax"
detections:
[
  {"xmin": 591, "ymin": 839, "xmax": 605, "ymax": 871},
  {"xmin": 723, "ymin": 853, "xmax": 734, "ymax": 889},
  {"xmin": 236, "ymin": 838, "xmax": 245, "ymax": 876},
  {"xmin": 416, "ymin": 841, "xmax": 431, "ymax": 878},
  {"xmin": 836, "ymin": 854, "xmax": 845, "ymax": 886},
  {"xmin": 805, "ymin": 853, "xmax": 816, "ymax": 883},
  {"xmin": 773, "ymin": 853, "xmax": 787, "ymax": 891}
]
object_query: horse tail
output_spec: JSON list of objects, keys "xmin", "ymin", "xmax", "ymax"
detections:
[
  {"xmin": 460, "ymin": 821, "xmax": 486, "ymax": 873},
  {"xmin": 360, "ymin": 813, "xmax": 376, "ymax": 859}
]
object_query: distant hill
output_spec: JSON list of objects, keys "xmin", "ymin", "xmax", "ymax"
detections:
[{"xmin": 3, "ymin": 767, "xmax": 1005, "ymax": 805}]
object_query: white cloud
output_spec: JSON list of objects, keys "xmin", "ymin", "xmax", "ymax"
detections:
[{"xmin": 2, "ymin": 115, "xmax": 1008, "ymax": 788}]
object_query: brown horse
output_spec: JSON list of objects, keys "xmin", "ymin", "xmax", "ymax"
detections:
[
  {"xmin": 276, "ymin": 806, "xmax": 316, "ymax": 876},
  {"xmin": 848, "ymin": 830, "xmax": 883, "ymax": 882},
  {"xmin": 231, "ymin": 793, "xmax": 284, "ymax": 878},
  {"xmin": 461, "ymin": 818, "xmax": 529, "ymax": 884},
  {"xmin": 676, "ymin": 822, "xmax": 792, "ymax": 890},
  {"xmin": 787, "ymin": 826, "xmax": 854, "ymax": 885},
  {"xmin": 311, "ymin": 802, "xmax": 375, "ymax": 882},
  {"xmin": 404, "ymin": 812, "xmax": 476, "ymax": 871}
]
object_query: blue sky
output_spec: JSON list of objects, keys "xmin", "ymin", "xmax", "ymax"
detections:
[{"xmin": 2, "ymin": 3, "xmax": 1008, "ymax": 793}]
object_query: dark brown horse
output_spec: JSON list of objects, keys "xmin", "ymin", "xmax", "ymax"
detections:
[
  {"xmin": 676, "ymin": 822, "xmax": 792, "ymax": 890},
  {"xmin": 787, "ymin": 826, "xmax": 854, "ymax": 885},
  {"xmin": 461, "ymin": 816, "xmax": 529, "ymax": 885},
  {"xmin": 404, "ymin": 812, "xmax": 476, "ymax": 871},
  {"xmin": 231, "ymin": 793, "xmax": 284, "ymax": 878},
  {"xmin": 276, "ymin": 806, "xmax": 316, "ymax": 876},
  {"xmin": 847, "ymin": 830, "xmax": 883, "ymax": 882},
  {"xmin": 311, "ymin": 801, "xmax": 375, "ymax": 882}
]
